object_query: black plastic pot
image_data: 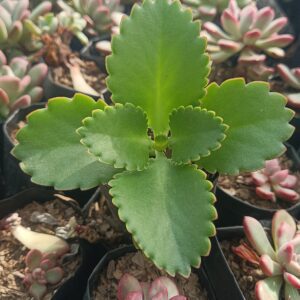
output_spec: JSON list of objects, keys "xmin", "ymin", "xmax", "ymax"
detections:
[
  {"xmin": 80, "ymin": 35, "xmax": 110, "ymax": 74},
  {"xmin": 203, "ymin": 227, "xmax": 254, "ymax": 300},
  {"xmin": 70, "ymin": 36, "xmax": 86, "ymax": 53},
  {"xmin": 0, "ymin": 188, "xmax": 107, "ymax": 300},
  {"xmin": 123, "ymin": 3, "xmax": 135, "ymax": 14},
  {"xmin": 44, "ymin": 71, "xmax": 105, "ymax": 102},
  {"xmin": 214, "ymin": 143, "xmax": 300, "ymax": 227},
  {"xmin": 289, "ymin": 115, "xmax": 300, "ymax": 150},
  {"xmin": 84, "ymin": 245, "xmax": 217, "ymax": 300},
  {"xmin": 3, "ymin": 103, "xmax": 44, "ymax": 196},
  {"xmin": 277, "ymin": 0, "xmax": 300, "ymax": 38},
  {"xmin": 0, "ymin": 120, "xmax": 4, "ymax": 198}
]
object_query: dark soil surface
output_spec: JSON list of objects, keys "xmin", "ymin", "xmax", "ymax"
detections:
[
  {"xmin": 0, "ymin": 197, "xmax": 81, "ymax": 299},
  {"xmin": 51, "ymin": 54, "xmax": 106, "ymax": 94},
  {"xmin": 10, "ymin": 120, "xmax": 26, "ymax": 145},
  {"xmin": 93, "ymin": 251, "xmax": 208, "ymax": 299},
  {"xmin": 220, "ymin": 238, "xmax": 265, "ymax": 300},
  {"xmin": 84, "ymin": 192, "xmax": 129, "ymax": 246}
]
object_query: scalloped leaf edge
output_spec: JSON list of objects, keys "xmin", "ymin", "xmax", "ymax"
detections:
[
  {"xmin": 199, "ymin": 78, "xmax": 295, "ymax": 175},
  {"xmin": 12, "ymin": 94, "xmax": 111, "ymax": 190},
  {"xmin": 108, "ymin": 156, "xmax": 217, "ymax": 277},
  {"xmin": 169, "ymin": 105, "xmax": 229, "ymax": 165},
  {"xmin": 78, "ymin": 103, "xmax": 153, "ymax": 171}
]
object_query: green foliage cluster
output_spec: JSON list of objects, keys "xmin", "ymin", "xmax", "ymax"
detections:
[{"xmin": 13, "ymin": 0, "xmax": 294, "ymax": 276}]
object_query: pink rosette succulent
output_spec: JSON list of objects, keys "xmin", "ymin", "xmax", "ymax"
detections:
[{"xmin": 251, "ymin": 159, "xmax": 299, "ymax": 203}]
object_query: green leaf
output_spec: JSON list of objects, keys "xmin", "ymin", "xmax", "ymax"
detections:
[
  {"xmin": 256, "ymin": 277, "xmax": 282, "ymax": 300},
  {"xmin": 285, "ymin": 283, "xmax": 300, "ymax": 300},
  {"xmin": 109, "ymin": 154, "xmax": 217, "ymax": 277},
  {"xmin": 12, "ymin": 94, "xmax": 118, "ymax": 190},
  {"xmin": 107, "ymin": 0, "xmax": 210, "ymax": 135},
  {"xmin": 169, "ymin": 106, "xmax": 228, "ymax": 164},
  {"xmin": 199, "ymin": 78, "xmax": 294, "ymax": 174},
  {"xmin": 78, "ymin": 103, "xmax": 152, "ymax": 171}
]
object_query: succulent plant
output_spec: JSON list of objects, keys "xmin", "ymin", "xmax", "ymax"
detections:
[
  {"xmin": 202, "ymin": 0, "xmax": 294, "ymax": 64},
  {"xmin": 23, "ymin": 249, "xmax": 64, "ymax": 300},
  {"xmin": 0, "ymin": 50, "xmax": 48, "ymax": 120},
  {"xmin": 182, "ymin": 0, "xmax": 253, "ymax": 21},
  {"xmin": 246, "ymin": 62, "xmax": 275, "ymax": 81},
  {"xmin": 12, "ymin": 0, "xmax": 294, "ymax": 277},
  {"xmin": 1, "ymin": 212, "xmax": 69, "ymax": 256},
  {"xmin": 0, "ymin": 0, "xmax": 52, "ymax": 51},
  {"xmin": 234, "ymin": 210, "xmax": 300, "ymax": 299},
  {"xmin": 31, "ymin": 11, "xmax": 95, "ymax": 95},
  {"xmin": 277, "ymin": 64, "xmax": 300, "ymax": 109},
  {"xmin": 57, "ymin": 0, "xmax": 121, "ymax": 36},
  {"xmin": 36, "ymin": 11, "xmax": 89, "ymax": 46},
  {"xmin": 118, "ymin": 274, "xmax": 186, "ymax": 300},
  {"xmin": 251, "ymin": 159, "xmax": 299, "ymax": 203}
]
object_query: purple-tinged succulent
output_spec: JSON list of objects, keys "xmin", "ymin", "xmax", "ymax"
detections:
[
  {"xmin": 236, "ymin": 211, "xmax": 300, "ymax": 300},
  {"xmin": 251, "ymin": 159, "xmax": 299, "ymax": 203},
  {"xmin": 117, "ymin": 274, "xmax": 187, "ymax": 300},
  {"xmin": 57, "ymin": 0, "xmax": 121, "ymax": 36},
  {"xmin": 23, "ymin": 249, "xmax": 64, "ymax": 300},
  {"xmin": 0, "ymin": 0, "xmax": 52, "ymax": 50},
  {"xmin": 277, "ymin": 64, "xmax": 300, "ymax": 109},
  {"xmin": 1, "ymin": 213, "xmax": 69, "ymax": 256},
  {"xmin": 202, "ymin": 0, "xmax": 294, "ymax": 64},
  {"xmin": 0, "ymin": 50, "xmax": 48, "ymax": 120},
  {"xmin": 182, "ymin": 0, "xmax": 253, "ymax": 21}
]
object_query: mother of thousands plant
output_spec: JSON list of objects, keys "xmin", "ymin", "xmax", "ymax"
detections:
[{"xmin": 13, "ymin": 0, "xmax": 294, "ymax": 277}]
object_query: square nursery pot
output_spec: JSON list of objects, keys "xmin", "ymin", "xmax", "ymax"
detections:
[
  {"xmin": 0, "ymin": 119, "xmax": 5, "ymax": 198},
  {"xmin": 214, "ymin": 143, "xmax": 300, "ymax": 227},
  {"xmin": 2, "ymin": 103, "xmax": 100, "ymax": 203},
  {"xmin": 289, "ymin": 114, "xmax": 300, "ymax": 150},
  {"xmin": 84, "ymin": 245, "xmax": 217, "ymax": 300},
  {"xmin": 80, "ymin": 35, "xmax": 110, "ymax": 75},
  {"xmin": 203, "ymin": 224, "xmax": 278, "ymax": 300},
  {"xmin": 2, "ymin": 103, "xmax": 44, "ymax": 196},
  {"xmin": 43, "ymin": 70, "xmax": 107, "ymax": 102},
  {"xmin": 0, "ymin": 188, "xmax": 107, "ymax": 300},
  {"xmin": 277, "ymin": 0, "xmax": 300, "ymax": 37},
  {"xmin": 203, "ymin": 227, "xmax": 253, "ymax": 300}
]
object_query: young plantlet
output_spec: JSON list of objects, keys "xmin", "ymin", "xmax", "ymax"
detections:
[
  {"xmin": 24, "ymin": 249, "xmax": 64, "ymax": 300},
  {"xmin": 57, "ymin": 0, "xmax": 121, "ymax": 36},
  {"xmin": 182, "ymin": 0, "xmax": 252, "ymax": 21},
  {"xmin": 1, "ymin": 213, "xmax": 69, "ymax": 256},
  {"xmin": 202, "ymin": 0, "xmax": 294, "ymax": 64},
  {"xmin": 0, "ymin": 0, "xmax": 52, "ymax": 51},
  {"xmin": 236, "ymin": 210, "xmax": 300, "ymax": 300},
  {"xmin": 251, "ymin": 158, "xmax": 299, "ymax": 203},
  {"xmin": 118, "ymin": 274, "xmax": 186, "ymax": 300},
  {"xmin": 12, "ymin": 0, "xmax": 294, "ymax": 277},
  {"xmin": 0, "ymin": 50, "xmax": 48, "ymax": 120},
  {"xmin": 277, "ymin": 64, "xmax": 300, "ymax": 109}
]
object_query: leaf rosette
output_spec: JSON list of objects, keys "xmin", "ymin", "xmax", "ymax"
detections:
[{"xmin": 13, "ymin": 0, "xmax": 294, "ymax": 277}]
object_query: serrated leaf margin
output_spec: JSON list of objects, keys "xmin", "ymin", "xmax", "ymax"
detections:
[
  {"xmin": 108, "ymin": 157, "xmax": 217, "ymax": 277},
  {"xmin": 169, "ymin": 105, "xmax": 228, "ymax": 165}
]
